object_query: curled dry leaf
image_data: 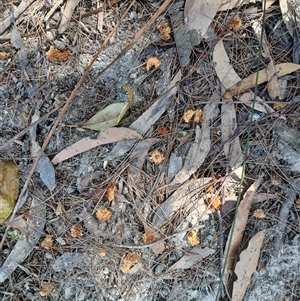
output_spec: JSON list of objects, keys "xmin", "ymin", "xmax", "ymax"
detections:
[
  {"xmin": 70, "ymin": 224, "xmax": 83, "ymax": 237},
  {"xmin": 223, "ymin": 63, "xmax": 300, "ymax": 99},
  {"xmin": 150, "ymin": 149, "xmax": 164, "ymax": 164},
  {"xmin": 46, "ymin": 46, "xmax": 72, "ymax": 62},
  {"xmin": 106, "ymin": 183, "xmax": 116, "ymax": 202},
  {"xmin": 227, "ymin": 16, "xmax": 242, "ymax": 30},
  {"xmin": 41, "ymin": 236, "xmax": 53, "ymax": 250},
  {"xmin": 96, "ymin": 208, "xmax": 112, "ymax": 222},
  {"xmin": 187, "ymin": 229, "xmax": 200, "ymax": 246},
  {"xmin": 146, "ymin": 57, "xmax": 161, "ymax": 71},
  {"xmin": 120, "ymin": 252, "xmax": 141, "ymax": 274},
  {"xmin": 40, "ymin": 282, "xmax": 54, "ymax": 297},
  {"xmin": 69, "ymin": 85, "xmax": 135, "ymax": 131},
  {"xmin": 157, "ymin": 24, "xmax": 171, "ymax": 41},
  {"xmin": 0, "ymin": 160, "xmax": 19, "ymax": 225}
]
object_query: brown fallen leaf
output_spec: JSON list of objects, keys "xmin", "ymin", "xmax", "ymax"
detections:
[
  {"xmin": 222, "ymin": 179, "xmax": 261, "ymax": 287},
  {"xmin": 168, "ymin": 246, "xmax": 215, "ymax": 270},
  {"xmin": 0, "ymin": 195, "xmax": 46, "ymax": 283},
  {"xmin": 41, "ymin": 236, "xmax": 54, "ymax": 250},
  {"xmin": 51, "ymin": 127, "xmax": 142, "ymax": 165},
  {"xmin": 157, "ymin": 127, "xmax": 170, "ymax": 138},
  {"xmin": 69, "ymin": 85, "xmax": 135, "ymax": 131},
  {"xmin": 223, "ymin": 63, "xmax": 300, "ymax": 99},
  {"xmin": 170, "ymin": 92, "xmax": 220, "ymax": 185},
  {"xmin": 232, "ymin": 229, "xmax": 268, "ymax": 301},
  {"xmin": 105, "ymin": 71, "xmax": 181, "ymax": 160},
  {"xmin": 120, "ymin": 252, "xmax": 141, "ymax": 274},
  {"xmin": 0, "ymin": 160, "xmax": 19, "ymax": 225},
  {"xmin": 153, "ymin": 177, "xmax": 212, "ymax": 227},
  {"xmin": 184, "ymin": 0, "xmax": 221, "ymax": 38}
]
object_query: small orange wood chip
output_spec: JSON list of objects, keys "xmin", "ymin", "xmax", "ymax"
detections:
[
  {"xmin": 157, "ymin": 24, "xmax": 171, "ymax": 41},
  {"xmin": 106, "ymin": 183, "xmax": 116, "ymax": 202},
  {"xmin": 40, "ymin": 282, "xmax": 54, "ymax": 297},
  {"xmin": 253, "ymin": 209, "xmax": 266, "ymax": 219},
  {"xmin": 187, "ymin": 230, "xmax": 200, "ymax": 246},
  {"xmin": 228, "ymin": 17, "xmax": 242, "ymax": 31},
  {"xmin": 142, "ymin": 232, "xmax": 156, "ymax": 244},
  {"xmin": 46, "ymin": 46, "xmax": 72, "ymax": 62}
]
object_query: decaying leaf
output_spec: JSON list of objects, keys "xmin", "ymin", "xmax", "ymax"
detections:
[
  {"xmin": 170, "ymin": 92, "xmax": 220, "ymax": 185},
  {"xmin": 218, "ymin": 0, "xmax": 276, "ymax": 11},
  {"xmin": 146, "ymin": 57, "xmax": 161, "ymax": 71},
  {"xmin": 153, "ymin": 178, "xmax": 212, "ymax": 227},
  {"xmin": 69, "ymin": 85, "xmax": 135, "ymax": 131},
  {"xmin": 150, "ymin": 149, "xmax": 165, "ymax": 164},
  {"xmin": 52, "ymin": 127, "xmax": 142, "ymax": 165},
  {"xmin": 184, "ymin": 0, "xmax": 221, "ymax": 38},
  {"xmin": 222, "ymin": 179, "xmax": 261, "ymax": 286},
  {"xmin": 70, "ymin": 224, "xmax": 83, "ymax": 237},
  {"xmin": 40, "ymin": 282, "xmax": 54, "ymax": 297},
  {"xmin": 227, "ymin": 16, "xmax": 242, "ymax": 30},
  {"xmin": 41, "ymin": 236, "xmax": 53, "ymax": 250},
  {"xmin": 0, "ymin": 160, "xmax": 19, "ymax": 225},
  {"xmin": 253, "ymin": 209, "xmax": 266, "ymax": 219},
  {"xmin": 168, "ymin": 246, "xmax": 215, "ymax": 270},
  {"xmin": 187, "ymin": 229, "xmax": 200, "ymax": 246},
  {"xmin": 223, "ymin": 63, "xmax": 300, "ymax": 99},
  {"xmin": 157, "ymin": 24, "xmax": 171, "ymax": 41},
  {"xmin": 232, "ymin": 229, "xmax": 268, "ymax": 301},
  {"xmin": 46, "ymin": 46, "xmax": 72, "ymax": 62},
  {"xmin": 120, "ymin": 252, "xmax": 141, "ymax": 274},
  {"xmin": 96, "ymin": 208, "xmax": 112, "ymax": 222},
  {"xmin": 106, "ymin": 71, "xmax": 181, "ymax": 160},
  {"xmin": 0, "ymin": 195, "xmax": 46, "ymax": 283},
  {"xmin": 106, "ymin": 183, "xmax": 116, "ymax": 202}
]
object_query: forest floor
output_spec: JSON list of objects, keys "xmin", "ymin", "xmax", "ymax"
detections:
[{"xmin": 0, "ymin": 0, "xmax": 300, "ymax": 300}]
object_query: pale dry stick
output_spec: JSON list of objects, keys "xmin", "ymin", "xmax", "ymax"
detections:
[
  {"xmin": 44, "ymin": 0, "xmax": 65, "ymax": 22},
  {"xmin": 0, "ymin": 1, "xmax": 136, "ymax": 251}
]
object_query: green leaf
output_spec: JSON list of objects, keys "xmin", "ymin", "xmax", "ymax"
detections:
[
  {"xmin": 69, "ymin": 85, "xmax": 135, "ymax": 131},
  {"xmin": 0, "ymin": 160, "xmax": 19, "ymax": 225}
]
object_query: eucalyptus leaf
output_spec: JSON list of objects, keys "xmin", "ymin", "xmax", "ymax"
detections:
[
  {"xmin": 69, "ymin": 85, "xmax": 135, "ymax": 131},
  {"xmin": 0, "ymin": 160, "xmax": 19, "ymax": 225}
]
